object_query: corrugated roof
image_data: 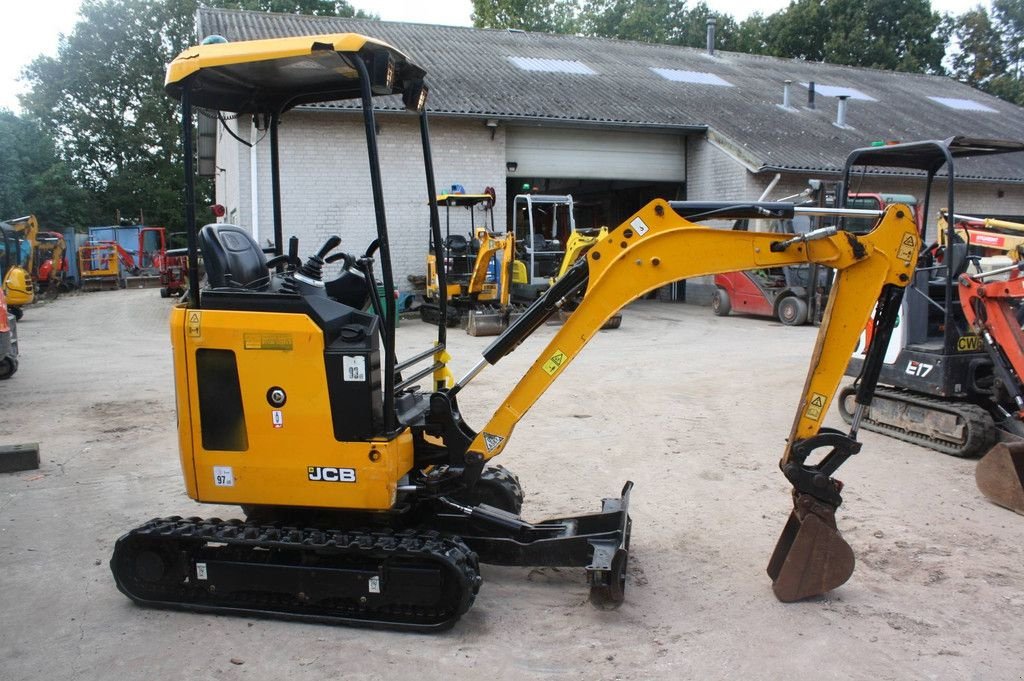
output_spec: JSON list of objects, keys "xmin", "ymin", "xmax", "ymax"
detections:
[{"xmin": 195, "ymin": 8, "xmax": 1024, "ymax": 182}]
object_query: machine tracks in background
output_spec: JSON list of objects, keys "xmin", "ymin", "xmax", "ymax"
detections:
[
  {"xmin": 838, "ymin": 385, "xmax": 995, "ymax": 458},
  {"xmin": 111, "ymin": 517, "xmax": 481, "ymax": 632}
]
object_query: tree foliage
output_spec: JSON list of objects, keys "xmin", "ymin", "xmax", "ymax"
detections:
[
  {"xmin": 17, "ymin": 0, "xmax": 370, "ymax": 231},
  {"xmin": 216, "ymin": 1, "xmax": 375, "ymax": 17},
  {"xmin": 945, "ymin": 0, "xmax": 1024, "ymax": 105},
  {"xmin": 751, "ymin": 0, "xmax": 945, "ymax": 72},
  {"xmin": 470, "ymin": 0, "xmax": 577, "ymax": 33},
  {"xmin": 0, "ymin": 111, "xmax": 90, "ymax": 228}
]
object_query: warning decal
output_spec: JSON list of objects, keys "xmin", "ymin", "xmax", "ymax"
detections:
[
  {"xmin": 897, "ymin": 233, "xmax": 916, "ymax": 262},
  {"xmin": 804, "ymin": 392, "xmax": 828, "ymax": 421},
  {"xmin": 482, "ymin": 433, "xmax": 505, "ymax": 452},
  {"xmin": 542, "ymin": 349, "xmax": 568, "ymax": 376},
  {"xmin": 187, "ymin": 311, "xmax": 201, "ymax": 337},
  {"xmin": 630, "ymin": 216, "xmax": 650, "ymax": 236},
  {"xmin": 243, "ymin": 333, "xmax": 293, "ymax": 351}
]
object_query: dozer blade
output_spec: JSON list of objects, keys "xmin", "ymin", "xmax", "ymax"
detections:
[
  {"xmin": 976, "ymin": 441, "xmax": 1024, "ymax": 515},
  {"xmin": 466, "ymin": 308, "xmax": 507, "ymax": 337},
  {"xmin": 767, "ymin": 493, "xmax": 855, "ymax": 602}
]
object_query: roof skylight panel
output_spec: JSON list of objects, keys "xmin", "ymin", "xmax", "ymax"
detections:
[
  {"xmin": 799, "ymin": 83, "xmax": 876, "ymax": 101},
  {"xmin": 928, "ymin": 96, "xmax": 998, "ymax": 112},
  {"xmin": 508, "ymin": 57, "xmax": 597, "ymax": 75},
  {"xmin": 651, "ymin": 68, "xmax": 733, "ymax": 87}
]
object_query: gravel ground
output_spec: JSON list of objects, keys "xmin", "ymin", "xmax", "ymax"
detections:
[{"xmin": 1, "ymin": 289, "xmax": 1022, "ymax": 681}]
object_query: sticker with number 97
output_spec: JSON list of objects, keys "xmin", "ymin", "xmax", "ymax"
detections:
[{"xmin": 213, "ymin": 466, "xmax": 234, "ymax": 487}]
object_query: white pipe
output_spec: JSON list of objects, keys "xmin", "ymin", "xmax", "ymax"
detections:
[
  {"xmin": 249, "ymin": 115, "xmax": 260, "ymax": 242},
  {"xmin": 758, "ymin": 173, "xmax": 782, "ymax": 201}
]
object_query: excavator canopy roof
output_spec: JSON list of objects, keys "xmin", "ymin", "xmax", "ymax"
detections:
[
  {"xmin": 165, "ymin": 33, "xmax": 426, "ymax": 114},
  {"xmin": 845, "ymin": 136, "xmax": 1024, "ymax": 174}
]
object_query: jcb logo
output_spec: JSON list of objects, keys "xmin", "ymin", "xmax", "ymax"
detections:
[
  {"xmin": 957, "ymin": 335, "xmax": 982, "ymax": 351},
  {"xmin": 905, "ymin": 360, "xmax": 934, "ymax": 378},
  {"xmin": 307, "ymin": 466, "xmax": 356, "ymax": 483}
]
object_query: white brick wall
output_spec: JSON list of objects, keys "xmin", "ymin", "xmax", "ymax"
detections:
[{"xmin": 218, "ymin": 111, "xmax": 507, "ymax": 291}]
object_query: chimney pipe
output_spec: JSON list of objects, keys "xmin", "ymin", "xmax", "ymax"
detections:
[
  {"xmin": 706, "ymin": 18, "xmax": 716, "ymax": 56},
  {"xmin": 783, "ymin": 80, "xmax": 792, "ymax": 108},
  {"xmin": 807, "ymin": 81, "xmax": 815, "ymax": 110},
  {"xmin": 835, "ymin": 95, "xmax": 849, "ymax": 128}
]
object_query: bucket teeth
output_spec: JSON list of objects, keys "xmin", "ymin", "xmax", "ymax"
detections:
[
  {"xmin": 767, "ymin": 493, "xmax": 855, "ymax": 602},
  {"xmin": 976, "ymin": 441, "xmax": 1024, "ymax": 515}
]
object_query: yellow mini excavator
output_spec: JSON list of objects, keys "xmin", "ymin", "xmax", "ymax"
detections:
[
  {"xmin": 551, "ymin": 226, "xmax": 623, "ymax": 329},
  {"xmin": 111, "ymin": 32, "xmax": 919, "ymax": 631},
  {"xmin": 422, "ymin": 192, "xmax": 518, "ymax": 335}
]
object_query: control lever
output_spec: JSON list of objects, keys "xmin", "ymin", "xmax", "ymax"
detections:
[{"xmin": 294, "ymin": 235, "xmax": 341, "ymax": 285}]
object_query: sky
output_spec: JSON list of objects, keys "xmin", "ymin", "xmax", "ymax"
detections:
[{"xmin": 0, "ymin": 0, "xmax": 989, "ymax": 112}]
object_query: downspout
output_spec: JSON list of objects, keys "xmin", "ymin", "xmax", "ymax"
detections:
[{"xmin": 249, "ymin": 115, "xmax": 260, "ymax": 243}]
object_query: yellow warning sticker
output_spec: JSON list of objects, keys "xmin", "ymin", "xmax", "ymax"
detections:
[
  {"xmin": 243, "ymin": 333, "xmax": 293, "ymax": 351},
  {"xmin": 542, "ymin": 349, "xmax": 568, "ymax": 376},
  {"xmin": 897, "ymin": 232, "xmax": 916, "ymax": 261},
  {"xmin": 187, "ymin": 311, "xmax": 201, "ymax": 337},
  {"xmin": 804, "ymin": 392, "xmax": 828, "ymax": 421}
]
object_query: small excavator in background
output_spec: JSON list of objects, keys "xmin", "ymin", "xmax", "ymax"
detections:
[
  {"xmin": 422, "ymin": 192, "xmax": 519, "ymax": 335},
  {"xmin": 34, "ymin": 231, "xmax": 69, "ymax": 297},
  {"xmin": 111, "ymin": 32, "xmax": 922, "ymax": 631},
  {"xmin": 0, "ymin": 215, "xmax": 39, "ymax": 319},
  {"xmin": 939, "ymin": 211, "xmax": 1024, "ymax": 259},
  {"xmin": 510, "ymin": 193, "xmax": 573, "ymax": 301},
  {"xmin": 958, "ymin": 263, "xmax": 1024, "ymax": 514},
  {"xmin": 550, "ymin": 226, "xmax": 622, "ymax": 329},
  {"xmin": 837, "ymin": 137, "xmax": 1024, "ymax": 516}
]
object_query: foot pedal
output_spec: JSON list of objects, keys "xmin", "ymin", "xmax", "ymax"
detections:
[
  {"xmin": 976, "ymin": 441, "xmax": 1024, "ymax": 515},
  {"xmin": 767, "ymin": 493, "xmax": 854, "ymax": 602}
]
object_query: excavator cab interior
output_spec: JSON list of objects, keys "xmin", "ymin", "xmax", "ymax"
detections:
[{"xmin": 111, "ymin": 31, "xmax": 927, "ymax": 631}]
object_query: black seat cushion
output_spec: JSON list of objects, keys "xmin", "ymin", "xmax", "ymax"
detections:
[{"xmin": 199, "ymin": 224, "xmax": 269, "ymax": 289}]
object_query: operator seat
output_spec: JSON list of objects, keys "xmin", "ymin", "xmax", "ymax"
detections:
[{"xmin": 199, "ymin": 224, "xmax": 269, "ymax": 290}]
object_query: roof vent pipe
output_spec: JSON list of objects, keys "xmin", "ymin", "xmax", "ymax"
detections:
[
  {"xmin": 783, "ymin": 80, "xmax": 792, "ymax": 108},
  {"xmin": 807, "ymin": 81, "xmax": 816, "ymax": 109},
  {"xmin": 706, "ymin": 18, "xmax": 716, "ymax": 56},
  {"xmin": 835, "ymin": 95, "xmax": 849, "ymax": 128}
]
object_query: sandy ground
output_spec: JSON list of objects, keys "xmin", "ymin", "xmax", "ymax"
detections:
[{"xmin": 1, "ymin": 289, "xmax": 1023, "ymax": 681}]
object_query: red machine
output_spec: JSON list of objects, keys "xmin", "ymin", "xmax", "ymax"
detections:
[
  {"xmin": 0, "ymin": 288, "xmax": 18, "ymax": 379},
  {"xmin": 712, "ymin": 192, "xmax": 920, "ymax": 325},
  {"xmin": 957, "ymin": 262, "xmax": 1024, "ymax": 515}
]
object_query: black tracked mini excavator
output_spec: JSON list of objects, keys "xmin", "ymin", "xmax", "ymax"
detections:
[
  {"xmin": 837, "ymin": 138, "xmax": 1024, "ymax": 514},
  {"xmin": 111, "ymin": 32, "xmax": 921, "ymax": 631}
]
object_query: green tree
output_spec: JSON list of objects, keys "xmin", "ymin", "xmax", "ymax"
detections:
[
  {"xmin": 471, "ymin": 0, "xmax": 577, "ymax": 32},
  {"xmin": 993, "ymin": 0, "xmax": 1024, "ymax": 79},
  {"xmin": 731, "ymin": 13, "xmax": 772, "ymax": 54},
  {"xmin": 946, "ymin": 6, "xmax": 1006, "ymax": 86},
  {"xmin": 0, "ymin": 110, "xmax": 91, "ymax": 229},
  {"xmin": 217, "ymin": 1, "xmax": 375, "ymax": 17},
  {"xmin": 758, "ymin": 0, "xmax": 944, "ymax": 73},
  {"xmin": 18, "ymin": 0, "xmax": 370, "ymax": 232},
  {"xmin": 676, "ymin": 2, "xmax": 738, "ymax": 50},
  {"xmin": 579, "ymin": 0, "xmax": 686, "ymax": 43}
]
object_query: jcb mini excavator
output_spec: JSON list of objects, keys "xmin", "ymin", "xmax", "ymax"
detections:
[
  {"xmin": 111, "ymin": 32, "xmax": 920, "ymax": 631},
  {"xmin": 421, "ymin": 192, "xmax": 519, "ymax": 336},
  {"xmin": 551, "ymin": 226, "xmax": 623, "ymax": 329}
]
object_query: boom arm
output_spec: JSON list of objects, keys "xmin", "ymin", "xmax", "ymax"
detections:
[
  {"xmin": 447, "ymin": 199, "xmax": 917, "ymax": 602},
  {"xmin": 468, "ymin": 200, "xmax": 918, "ymax": 464},
  {"xmin": 467, "ymin": 228, "xmax": 514, "ymax": 307}
]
